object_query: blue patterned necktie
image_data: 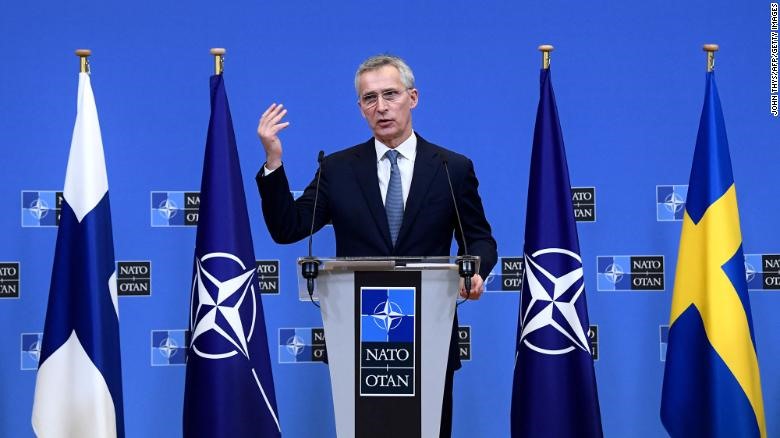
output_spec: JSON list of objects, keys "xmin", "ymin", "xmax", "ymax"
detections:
[{"xmin": 384, "ymin": 149, "xmax": 403, "ymax": 246}]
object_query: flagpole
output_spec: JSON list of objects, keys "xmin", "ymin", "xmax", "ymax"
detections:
[
  {"xmin": 512, "ymin": 41, "xmax": 604, "ymax": 438},
  {"xmin": 34, "ymin": 45, "xmax": 126, "ymax": 438},
  {"xmin": 703, "ymin": 43, "xmax": 719, "ymax": 72},
  {"xmin": 75, "ymin": 49, "xmax": 91, "ymax": 74},
  {"xmin": 538, "ymin": 44, "xmax": 554, "ymax": 69},
  {"xmin": 185, "ymin": 45, "xmax": 281, "ymax": 438},
  {"xmin": 210, "ymin": 48, "xmax": 225, "ymax": 75}
]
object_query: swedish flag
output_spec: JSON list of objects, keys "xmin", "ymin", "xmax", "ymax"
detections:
[{"xmin": 661, "ymin": 72, "xmax": 766, "ymax": 437}]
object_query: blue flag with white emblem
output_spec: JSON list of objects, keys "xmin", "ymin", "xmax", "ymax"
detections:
[
  {"xmin": 32, "ymin": 72, "xmax": 125, "ymax": 438},
  {"xmin": 660, "ymin": 72, "xmax": 766, "ymax": 437},
  {"xmin": 510, "ymin": 68, "xmax": 603, "ymax": 438},
  {"xmin": 183, "ymin": 74, "xmax": 281, "ymax": 437}
]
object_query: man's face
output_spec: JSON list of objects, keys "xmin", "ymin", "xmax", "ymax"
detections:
[{"xmin": 357, "ymin": 65, "xmax": 418, "ymax": 148}]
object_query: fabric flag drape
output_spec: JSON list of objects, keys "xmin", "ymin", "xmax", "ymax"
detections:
[
  {"xmin": 31, "ymin": 72, "xmax": 125, "ymax": 438},
  {"xmin": 510, "ymin": 68, "xmax": 603, "ymax": 438},
  {"xmin": 183, "ymin": 74, "xmax": 281, "ymax": 437},
  {"xmin": 660, "ymin": 72, "xmax": 766, "ymax": 438}
]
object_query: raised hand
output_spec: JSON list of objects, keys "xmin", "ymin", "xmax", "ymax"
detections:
[{"xmin": 257, "ymin": 103, "xmax": 290, "ymax": 170}]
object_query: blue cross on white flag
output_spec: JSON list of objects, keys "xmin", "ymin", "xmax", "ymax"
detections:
[{"xmin": 31, "ymin": 72, "xmax": 125, "ymax": 437}]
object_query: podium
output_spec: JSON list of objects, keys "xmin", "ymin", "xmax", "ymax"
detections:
[{"xmin": 297, "ymin": 257, "xmax": 474, "ymax": 438}]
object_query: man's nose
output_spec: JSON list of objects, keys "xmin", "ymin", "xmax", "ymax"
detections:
[{"xmin": 375, "ymin": 95, "xmax": 389, "ymax": 112}]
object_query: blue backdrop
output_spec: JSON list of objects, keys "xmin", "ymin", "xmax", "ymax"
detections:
[{"xmin": 2, "ymin": 1, "xmax": 778, "ymax": 436}]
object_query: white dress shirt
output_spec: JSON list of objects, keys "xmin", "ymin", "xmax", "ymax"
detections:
[
  {"xmin": 375, "ymin": 132, "xmax": 417, "ymax": 207},
  {"xmin": 263, "ymin": 132, "xmax": 417, "ymax": 208}
]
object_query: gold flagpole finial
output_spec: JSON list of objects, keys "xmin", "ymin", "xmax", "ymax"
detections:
[
  {"xmin": 75, "ymin": 49, "xmax": 91, "ymax": 74},
  {"xmin": 210, "ymin": 48, "xmax": 226, "ymax": 75},
  {"xmin": 538, "ymin": 45, "xmax": 554, "ymax": 70},
  {"xmin": 703, "ymin": 44, "xmax": 719, "ymax": 72}
]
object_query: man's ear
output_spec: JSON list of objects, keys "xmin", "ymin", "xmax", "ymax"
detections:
[{"xmin": 409, "ymin": 88, "xmax": 419, "ymax": 109}]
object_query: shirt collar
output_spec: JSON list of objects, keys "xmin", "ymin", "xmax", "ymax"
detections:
[{"xmin": 375, "ymin": 132, "xmax": 417, "ymax": 163}]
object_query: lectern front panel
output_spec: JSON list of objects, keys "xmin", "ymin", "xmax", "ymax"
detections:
[{"xmin": 354, "ymin": 271, "xmax": 422, "ymax": 438}]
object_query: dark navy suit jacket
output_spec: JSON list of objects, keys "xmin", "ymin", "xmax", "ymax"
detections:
[{"xmin": 256, "ymin": 134, "xmax": 498, "ymax": 369}]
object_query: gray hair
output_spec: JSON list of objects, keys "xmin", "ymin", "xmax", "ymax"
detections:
[{"xmin": 354, "ymin": 55, "xmax": 415, "ymax": 95}]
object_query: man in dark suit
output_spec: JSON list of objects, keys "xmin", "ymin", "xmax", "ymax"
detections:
[{"xmin": 255, "ymin": 55, "xmax": 497, "ymax": 437}]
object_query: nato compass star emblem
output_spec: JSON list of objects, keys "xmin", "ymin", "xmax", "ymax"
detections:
[
  {"xmin": 190, "ymin": 252, "xmax": 257, "ymax": 360},
  {"xmin": 744, "ymin": 261, "xmax": 756, "ymax": 282},
  {"xmin": 372, "ymin": 299, "xmax": 405, "ymax": 332},
  {"xmin": 485, "ymin": 271, "xmax": 497, "ymax": 287},
  {"xmin": 158, "ymin": 198, "xmax": 178, "ymax": 220},
  {"xmin": 663, "ymin": 192, "xmax": 685, "ymax": 214},
  {"xmin": 28, "ymin": 339, "xmax": 42, "ymax": 362},
  {"xmin": 285, "ymin": 335, "xmax": 305, "ymax": 357},
  {"xmin": 519, "ymin": 248, "xmax": 591, "ymax": 355},
  {"xmin": 29, "ymin": 198, "xmax": 49, "ymax": 220},
  {"xmin": 158, "ymin": 336, "xmax": 179, "ymax": 359},
  {"xmin": 603, "ymin": 263, "xmax": 624, "ymax": 284}
]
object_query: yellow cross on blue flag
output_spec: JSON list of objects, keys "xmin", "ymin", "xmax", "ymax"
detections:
[{"xmin": 660, "ymin": 71, "xmax": 766, "ymax": 437}]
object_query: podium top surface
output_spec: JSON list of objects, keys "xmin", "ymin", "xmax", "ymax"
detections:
[{"xmin": 296, "ymin": 256, "xmax": 479, "ymax": 272}]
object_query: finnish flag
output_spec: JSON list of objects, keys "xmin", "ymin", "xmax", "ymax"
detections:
[{"xmin": 32, "ymin": 72, "xmax": 125, "ymax": 438}]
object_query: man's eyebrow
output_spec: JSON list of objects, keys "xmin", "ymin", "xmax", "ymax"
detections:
[{"xmin": 362, "ymin": 88, "xmax": 399, "ymax": 96}]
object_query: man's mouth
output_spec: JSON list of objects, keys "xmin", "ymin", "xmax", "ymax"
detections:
[{"xmin": 377, "ymin": 119, "xmax": 393, "ymax": 127}]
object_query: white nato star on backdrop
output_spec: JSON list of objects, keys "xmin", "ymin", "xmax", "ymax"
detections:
[
  {"xmin": 520, "ymin": 248, "xmax": 590, "ymax": 355},
  {"xmin": 744, "ymin": 261, "xmax": 756, "ymax": 282},
  {"xmin": 604, "ymin": 263, "xmax": 624, "ymax": 284},
  {"xmin": 157, "ymin": 198, "xmax": 178, "ymax": 219},
  {"xmin": 663, "ymin": 192, "xmax": 685, "ymax": 214},
  {"xmin": 29, "ymin": 198, "xmax": 49, "ymax": 220},
  {"xmin": 285, "ymin": 335, "xmax": 305, "ymax": 356},
  {"xmin": 158, "ymin": 337, "xmax": 179, "ymax": 359},
  {"xmin": 28, "ymin": 339, "xmax": 42, "ymax": 362},
  {"xmin": 190, "ymin": 253, "xmax": 256, "ymax": 360}
]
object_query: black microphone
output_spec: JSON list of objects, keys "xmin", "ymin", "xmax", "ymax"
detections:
[
  {"xmin": 301, "ymin": 150, "xmax": 325, "ymax": 307},
  {"xmin": 442, "ymin": 157, "xmax": 477, "ymax": 303}
]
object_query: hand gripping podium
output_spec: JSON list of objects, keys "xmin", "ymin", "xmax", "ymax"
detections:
[{"xmin": 297, "ymin": 256, "xmax": 476, "ymax": 438}]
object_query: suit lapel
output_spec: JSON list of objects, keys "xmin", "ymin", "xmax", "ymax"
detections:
[
  {"xmin": 397, "ymin": 136, "xmax": 442, "ymax": 246},
  {"xmin": 351, "ymin": 140, "xmax": 393, "ymax": 250}
]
